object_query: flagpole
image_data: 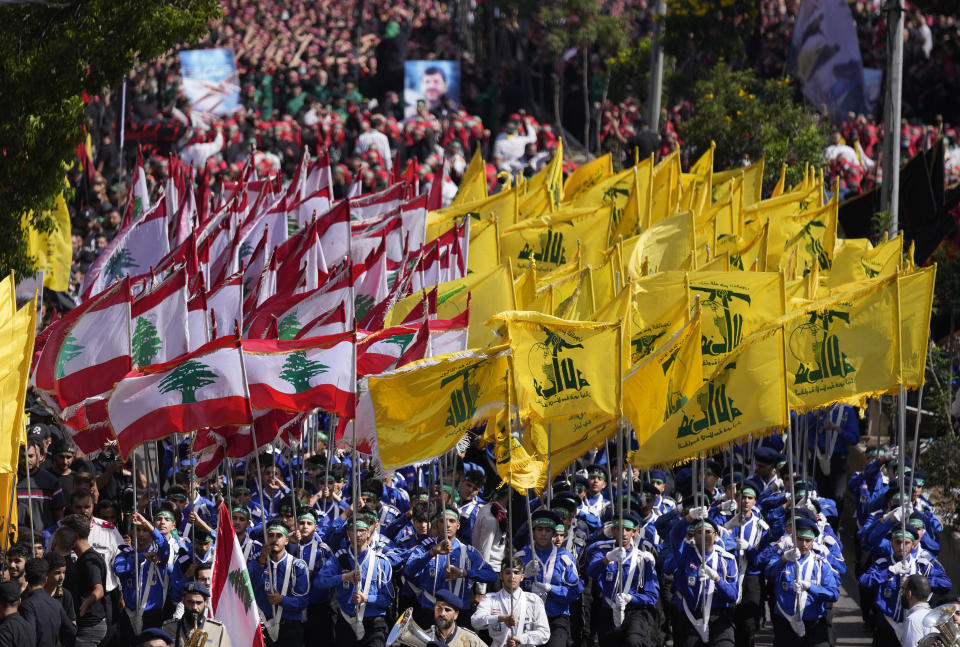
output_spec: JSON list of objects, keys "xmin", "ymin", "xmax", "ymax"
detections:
[
  {"xmin": 505, "ymin": 368, "xmax": 515, "ymax": 631},
  {"xmin": 779, "ymin": 326, "xmax": 798, "ymax": 549},
  {"xmin": 907, "ymin": 349, "xmax": 929, "ymax": 494},
  {"xmin": 132, "ymin": 448, "xmax": 142, "ymax": 630},
  {"xmin": 235, "ymin": 322, "xmax": 266, "ymax": 524},
  {"xmin": 546, "ymin": 424, "xmax": 552, "ymax": 509},
  {"xmin": 898, "ymin": 385, "xmax": 907, "ymax": 564}
]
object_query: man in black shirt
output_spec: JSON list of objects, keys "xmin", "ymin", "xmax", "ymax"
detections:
[
  {"xmin": 59, "ymin": 515, "xmax": 107, "ymax": 647},
  {"xmin": 43, "ymin": 552, "xmax": 77, "ymax": 647},
  {"xmin": 20, "ymin": 557, "xmax": 73, "ymax": 647},
  {"xmin": 0, "ymin": 581, "xmax": 35, "ymax": 647},
  {"xmin": 18, "ymin": 437, "xmax": 65, "ymax": 532},
  {"xmin": 6, "ymin": 545, "xmax": 28, "ymax": 592}
]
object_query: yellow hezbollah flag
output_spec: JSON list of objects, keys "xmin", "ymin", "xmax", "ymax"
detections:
[
  {"xmin": 626, "ymin": 210, "xmax": 696, "ymax": 279},
  {"xmin": 468, "ymin": 217, "xmax": 501, "ymax": 275},
  {"xmin": 575, "ymin": 162, "xmax": 650, "ymax": 241},
  {"xmin": 631, "ymin": 272, "xmax": 690, "ymax": 365},
  {"xmin": 428, "ymin": 187, "xmax": 518, "ymax": 240},
  {"xmin": 899, "ymin": 266, "xmax": 936, "ymax": 389},
  {"xmin": 0, "ymin": 295, "xmax": 37, "ymax": 473},
  {"xmin": 592, "ymin": 286, "xmax": 631, "ymax": 371},
  {"xmin": 688, "ymin": 270, "xmax": 785, "ymax": 373},
  {"xmin": 680, "ymin": 142, "xmax": 714, "ymax": 219},
  {"xmin": 524, "ymin": 411, "xmax": 619, "ymax": 474},
  {"xmin": 623, "ymin": 312, "xmax": 704, "ymax": 445},
  {"xmin": 500, "ymin": 206, "xmax": 611, "ymax": 274},
  {"xmin": 564, "ymin": 153, "xmax": 613, "ymax": 202},
  {"xmin": 827, "ymin": 234, "xmax": 902, "ymax": 289},
  {"xmin": 451, "ymin": 146, "xmax": 488, "ymax": 207},
  {"xmin": 776, "ymin": 274, "xmax": 901, "ymax": 411},
  {"xmin": 631, "ymin": 326, "xmax": 788, "ymax": 468},
  {"xmin": 494, "ymin": 422, "xmax": 546, "ymax": 492},
  {"xmin": 524, "ymin": 139, "xmax": 564, "ymax": 211},
  {"xmin": 716, "ymin": 221, "xmax": 768, "ymax": 272},
  {"xmin": 25, "ymin": 191, "xmax": 72, "ymax": 292},
  {"xmin": 651, "ymin": 149, "xmax": 682, "ymax": 225},
  {"xmin": 0, "ymin": 272, "xmax": 13, "ymax": 318},
  {"xmin": 770, "ymin": 194, "xmax": 838, "ymax": 275},
  {"xmin": 713, "ymin": 159, "xmax": 764, "ymax": 207},
  {"xmin": 0, "ymin": 474, "xmax": 17, "ymax": 548},
  {"xmin": 590, "ymin": 256, "xmax": 618, "ymax": 307},
  {"xmin": 488, "ymin": 311, "xmax": 621, "ymax": 421},
  {"xmin": 514, "ymin": 262, "xmax": 538, "ymax": 310},
  {"xmin": 386, "ymin": 264, "xmax": 516, "ymax": 348},
  {"xmin": 551, "ymin": 270, "xmax": 586, "ymax": 319},
  {"xmin": 371, "ymin": 345, "xmax": 513, "ymax": 470}
]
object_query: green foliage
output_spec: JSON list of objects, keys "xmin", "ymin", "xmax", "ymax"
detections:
[
  {"xmin": 663, "ymin": 0, "xmax": 760, "ymax": 71},
  {"xmin": 538, "ymin": 0, "xmax": 629, "ymax": 63},
  {"xmin": 0, "ymin": 0, "xmax": 221, "ymax": 280},
  {"xmin": 679, "ymin": 64, "xmax": 827, "ymax": 192},
  {"xmin": 604, "ymin": 40, "xmax": 677, "ymax": 105},
  {"xmin": 870, "ymin": 212, "xmax": 894, "ymax": 246}
]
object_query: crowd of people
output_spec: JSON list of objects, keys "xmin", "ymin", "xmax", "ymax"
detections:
[{"xmin": 1, "ymin": 402, "xmax": 954, "ymax": 647}]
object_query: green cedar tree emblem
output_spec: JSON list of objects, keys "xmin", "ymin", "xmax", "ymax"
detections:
[
  {"xmin": 105, "ymin": 247, "xmax": 139, "ymax": 282},
  {"xmin": 132, "ymin": 317, "xmax": 163, "ymax": 367},
  {"xmin": 133, "ymin": 196, "xmax": 144, "ymax": 220},
  {"xmin": 279, "ymin": 351, "xmax": 328, "ymax": 393},
  {"xmin": 277, "ymin": 312, "xmax": 302, "ymax": 340},
  {"xmin": 383, "ymin": 333, "xmax": 414, "ymax": 352},
  {"xmin": 56, "ymin": 334, "xmax": 84, "ymax": 378},
  {"xmin": 228, "ymin": 568, "xmax": 255, "ymax": 612},
  {"xmin": 158, "ymin": 359, "xmax": 218, "ymax": 404},
  {"xmin": 239, "ymin": 241, "xmax": 254, "ymax": 260},
  {"xmin": 355, "ymin": 294, "xmax": 375, "ymax": 322}
]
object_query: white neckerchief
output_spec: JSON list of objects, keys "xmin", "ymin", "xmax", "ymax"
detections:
[
  {"xmin": 344, "ymin": 544, "xmax": 379, "ymax": 639},
  {"xmin": 299, "ymin": 539, "xmax": 320, "ymax": 572},
  {"xmin": 265, "ymin": 553, "xmax": 294, "ymax": 641},
  {"xmin": 582, "ymin": 493, "xmax": 606, "ymax": 517},
  {"xmin": 610, "ymin": 544, "xmax": 642, "ymax": 628},
  {"xmin": 682, "ymin": 549, "xmax": 719, "ymax": 643},
  {"xmin": 731, "ymin": 512, "xmax": 759, "ymax": 601},
  {"xmin": 431, "ymin": 538, "xmax": 467, "ymax": 600},
  {"xmin": 533, "ymin": 545, "xmax": 558, "ymax": 594},
  {"xmin": 240, "ymin": 535, "xmax": 254, "ymax": 562},
  {"xmin": 138, "ymin": 541, "xmax": 168, "ymax": 611},
  {"xmin": 776, "ymin": 552, "xmax": 820, "ymax": 637}
]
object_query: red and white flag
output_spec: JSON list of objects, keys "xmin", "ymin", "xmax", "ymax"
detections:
[
  {"xmin": 241, "ymin": 333, "xmax": 356, "ymax": 419},
  {"xmin": 109, "ymin": 336, "xmax": 253, "ymax": 458},
  {"xmin": 131, "ymin": 267, "xmax": 190, "ymax": 367},
  {"xmin": 211, "ymin": 502, "xmax": 266, "ymax": 647}
]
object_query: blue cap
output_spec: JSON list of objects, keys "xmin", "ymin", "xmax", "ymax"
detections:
[
  {"xmin": 435, "ymin": 589, "xmax": 465, "ymax": 610},
  {"xmin": 183, "ymin": 581, "xmax": 210, "ymax": 598},
  {"xmin": 137, "ymin": 629, "xmax": 174, "ymax": 645},
  {"xmin": 648, "ymin": 469, "xmax": 668, "ymax": 483},
  {"xmin": 794, "ymin": 517, "xmax": 819, "ymax": 539},
  {"xmin": 754, "ymin": 447, "xmax": 782, "ymax": 465}
]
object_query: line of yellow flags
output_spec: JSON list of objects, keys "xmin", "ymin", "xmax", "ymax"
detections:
[{"xmin": 372, "ymin": 142, "xmax": 935, "ymax": 491}]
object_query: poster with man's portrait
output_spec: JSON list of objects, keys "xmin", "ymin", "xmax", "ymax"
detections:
[{"xmin": 404, "ymin": 60, "xmax": 460, "ymax": 120}]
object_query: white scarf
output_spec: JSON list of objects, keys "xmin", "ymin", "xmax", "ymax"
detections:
[
  {"xmin": 609, "ymin": 545, "xmax": 642, "ymax": 628},
  {"xmin": 264, "ymin": 553, "xmax": 294, "ymax": 642},
  {"xmin": 342, "ymin": 545, "xmax": 379, "ymax": 640},
  {"xmin": 775, "ymin": 552, "xmax": 820, "ymax": 637},
  {"xmin": 682, "ymin": 549, "xmax": 719, "ymax": 643}
]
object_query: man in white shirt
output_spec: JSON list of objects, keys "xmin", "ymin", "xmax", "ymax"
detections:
[
  {"xmin": 355, "ymin": 116, "xmax": 392, "ymax": 173},
  {"xmin": 901, "ymin": 574, "xmax": 935, "ymax": 647},
  {"xmin": 493, "ymin": 114, "xmax": 538, "ymax": 172},
  {"xmin": 472, "ymin": 556, "xmax": 550, "ymax": 647}
]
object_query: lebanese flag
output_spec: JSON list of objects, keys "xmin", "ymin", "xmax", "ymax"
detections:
[
  {"xmin": 293, "ymin": 186, "xmax": 332, "ymax": 234},
  {"xmin": 211, "ymin": 503, "xmax": 267, "ymax": 647},
  {"xmin": 304, "ymin": 151, "xmax": 333, "ymax": 196},
  {"xmin": 357, "ymin": 325, "xmax": 425, "ymax": 376},
  {"xmin": 207, "ymin": 271, "xmax": 243, "ymax": 338},
  {"xmin": 245, "ymin": 270, "xmax": 353, "ymax": 340},
  {"xmin": 352, "ymin": 237, "xmax": 388, "ymax": 324},
  {"xmin": 336, "ymin": 377, "xmax": 376, "ymax": 454},
  {"xmin": 427, "ymin": 305, "xmax": 470, "ymax": 356},
  {"xmin": 349, "ymin": 182, "xmax": 405, "ymax": 220},
  {"xmin": 109, "ymin": 336, "xmax": 253, "ymax": 458},
  {"xmin": 293, "ymin": 300, "xmax": 349, "ymax": 340},
  {"xmin": 124, "ymin": 149, "xmax": 151, "ymax": 225},
  {"xmin": 81, "ymin": 200, "xmax": 171, "ymax": 299},
  {"xmin": 131, "ymin": 267, "xmax": 189, "ymax": 366},
  {"xmin": 187, "ymin": 282, "xmax": 210, "ymax": 351},
  {"xmin": 241, "ymin": 332, "xmax": 356, "ymax": 418}
]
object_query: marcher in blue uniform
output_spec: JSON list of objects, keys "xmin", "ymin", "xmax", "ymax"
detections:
[
  {"xmin": 585, "ymin": 512, "xmax": 659, "ymax": 647},
  {"xmin": 648, "ymin": 470, "xmax": 678, "ymax": 516},
  {"xmin": 113, "ymin": 512, "xmax": 175, "ymax": 632},
  {"xmin": 248, "ymin": 519, "xmax": 310, "ymax": 647},
  {"xmin": 744, "ymin": 447, "xmax": 783, "ymax": 498},
  {"xmin": 668, "ymin": 516, "xmax": 739, "ymax": 647},
  {"xmin": 725, "ymin": 482, "xmax": 769, "ymax": 647},
  {"xmin": 764, "ymin": 517, "xmax": 839, "ymax": 647},
  {"xmin": 315, "ymin": 516, "xmax": 394, "ymax": 647},
  {"xmin": 402, "ymin": 505, "xmax": 497, "ymax": 629},
  {"xmin": 579, "ymin": 464, "xmax": 612, "ymax": 520},
  {"xmin": 230, "ymin": 506, "xmax": 262, "ymax": 562},
  {"xmin": 456, "ymin": 468, "xmax": 486, "ymax": 545},
  {"xmin": 287, "ymin": 510, "xmax": 333, "ymax": 639},
  {"xmin": 515, "ymin": 510, "xmax": 583, "ymax": 647}
]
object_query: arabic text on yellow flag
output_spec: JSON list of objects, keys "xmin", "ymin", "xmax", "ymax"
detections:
[
  {"xmin": 777, "ymin": 274, "xmax": 901, "ymax": 411},
  {"xmin": 624, "ymin": 312, "xmax": 704, "ymax": 446},
  {"xmin": 24, "ymin": 192, "xmax": 72, "ymax": 292},
  {"xmin": 370, "ymin": 345, "xmax": 512, "ymax": 470},
  {"xmin": 468, "ymin": 217, "xmax": 501, "ymax": 275},
  {"xmin": 494, "ymin": 423, "xmax": 546, "ymax": 492},
  {"xmin": 563, "ymin": 153, "xmax": 613, "ymax": 202},
  {"xmin": 386, "ymin": 264, "xmax": 516, "ymax": 348},
  {"xmin": 630, "ymin": 272, "xmax": 690, "ymax": 365},
  {"xmin": 626, "ymin": 210, "xmax": 696, "ymax": 279},
  {"xmin": 631, "ymin": 326, "xmax": 788, "ymax": 468},
  {"xmin": 827, "ymin": 234, "xmax": 902, "ymax": 289},
  {"xmin": 900, "ymin": 266, "xmax": 936, "ymax": 389},
  {"xmin": 487, "ymin": 311, "xmax": 621, "ymax": 421},
  {"xmin": 0, "ymin": 296, "xmax": 37, "ymax": 473},
  {"xmin": 500, "ymin": 206, "xmax": 611, "ymax": 274},
  {"xmin": 770, "ymin": 194, "xmax": 838, "ymax": 275},
  {"xmin": 525, "ymin": 411, "xmax": 619, "ymax": 475},
  {"xmin": 451, "ymin": 147, "xmax": 487, "ymax": 207},
  {"xmin": 689, "ymin": 270, "xmax": 785, "ymax": 373}
]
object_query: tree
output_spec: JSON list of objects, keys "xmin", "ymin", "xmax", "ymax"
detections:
[
  {"xmin": 662, "ymin": 0, "xmax": 760, "ymax": 75},
  {"xmin": 132, "ymin": 317, "xmax": 163, "ymax": 367},
  {"xmin": 56, "ymin": 334, "xmax": 84, "ymax": 378},
  {"xmin": 679, "ymin": 63, "xmax": 827, "ymax": 192},
  {"xmin": 158, "ymin": 359, "xmax": 218, "ymax": 404},
  {"xmin": 278, "ymin": 351, "xmax": 327, "ymax": 393},
  {"xmin": 104, "ymin": 248, "xmax": 139, "ymax": 283},
  {"xmin": 0, "ymin": 0, "xmax": 220, "ymax": 279},
  {"xmin": 277, "ymin": 312, "xmax": 302, "ymax": 340}
]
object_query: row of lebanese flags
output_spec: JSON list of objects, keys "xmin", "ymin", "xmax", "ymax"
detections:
[
  {"xmin": 29, "ymin": 145, "xmax": 476, "ymax": 467},
  {"xmin": 0, "ymin": 273, "xmax": 38, "ymax": 545}
]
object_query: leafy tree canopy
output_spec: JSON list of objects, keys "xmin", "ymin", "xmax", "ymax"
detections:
[{"xmin": 0, "ymin": 0, "xmax": 220, "ymax": 279}]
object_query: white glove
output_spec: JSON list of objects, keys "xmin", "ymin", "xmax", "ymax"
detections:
[
  {"xmin": 531, "ymin": 581, "xmax": 551, "ymax": 595},
  {"xmin": 616, "ymin": 592, "xmax": 633, "ymax": 607},
  {"xmin": 605, "ymin": 547, "xmax": 627, "ymax": 563},
  {"xmin": 699, "ymin": 565, "xmax": 720, "ymax": 581},
  {"xmin": 736, "ymin": 537, "xmax": 751, "ymax": 551},
  {"xmin": 792, "ymin": 580, "xmax": 811, "ymax": 593},
  {"xmin": 783, "ymin": 547, "xmax": 801, "ymax": 562},
  {"xmin": 523, "ymin": 560, "xmax": 540, "ymax": 579},
  {"xmin": 720, "ymin": 500, "xmax": 738, "ymax": 515},
  {"xmin": 889, "ymin": 561, "xmax": 913, "ymax": 576},
  {"xmin": 688, "ymin": 506, "xmax": 709, "ymax": 520}
]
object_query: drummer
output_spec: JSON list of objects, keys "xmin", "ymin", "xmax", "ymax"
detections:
[{"xmin": 419, "ymin": 589, "xmax": 487, "ymax": 647}]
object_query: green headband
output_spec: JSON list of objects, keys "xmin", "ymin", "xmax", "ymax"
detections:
[
  {"xmin": 554, "ymin": 523, "xmax": 565, "ymax": 532},
  {"xmin": 351, "ymin": 519, "xmax": 370, "ymax": 531},
  {"xmin": 155, "ymin": 510, "xmax": 176, "ymax": 522},
  {"xmin": 361, "ymin": 490, "xmax": 379, "ymax": 499},
  {"xmin": 532, "ymin": 517, "xmax": 557, "ymax": 529},
  {"xmin": 316, "ymin": 432, "xmax": 329, "ymax": 443},
  {"xmin": 298, "ymin": 513, "xmax": 317, "ymax": 523},
  {"xmin": 614, "ymin": 519, "xmax": 637, "ymax": 530},
  {"xmin": 433, "ymin": 508, "xmax": 460, "ymax": 522},
  {"xmin": 232, "ymin": 506, "xmax": 251, "ymax": 519},
  {"xmin": 909, "ymin": 517, "xmax": 925, "ymax": 529},
  {"xmin": 796, "ymin": 528, "xmax": 817, "ymax": 539},
  {"xmin": 266, "ymin": 522, "xmax": 289, "ymax": 537},
  {"xmin": 587, "ymin": 469, "xmax": 606, "ymax": 479},
  {"xmin": 892, "ymin": 528, "xmax": 918, "ymax": 541},
  {"xmin": 741, "ymin": 486, "xmax": 758, "ymax": 498},
  {"xmin": 689, "ymin": 519, "xmax": 715, "ymax": 533}
]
